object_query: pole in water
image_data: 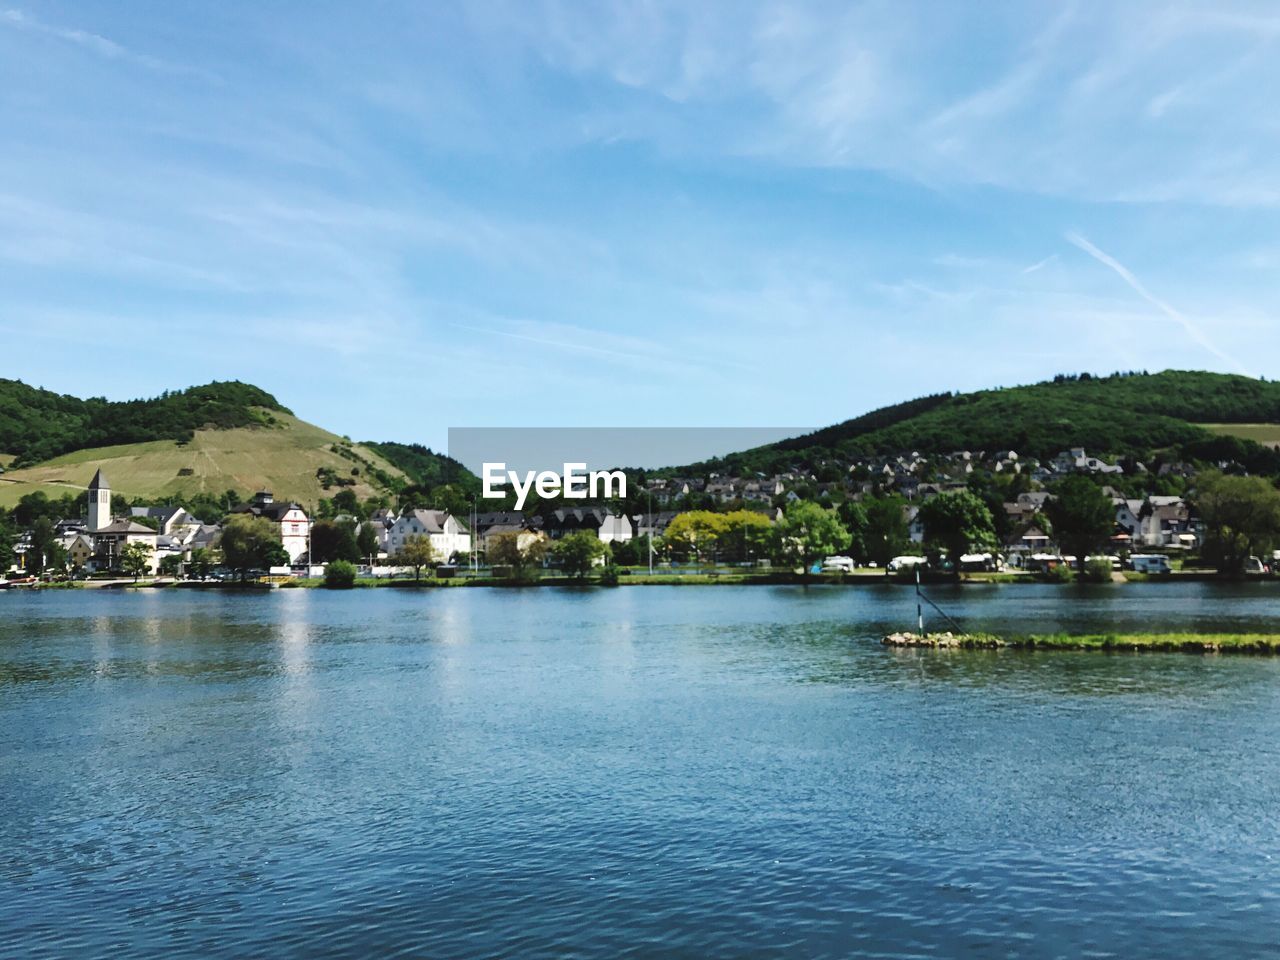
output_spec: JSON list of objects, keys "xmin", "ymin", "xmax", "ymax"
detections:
[{"xmin": 916, "ymin": 565, "xmax": 924, "ymax": 635}]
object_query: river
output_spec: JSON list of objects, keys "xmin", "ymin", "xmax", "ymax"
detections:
[{"xmin": 3, "ymin": 584, "xmax": 1279, "ymax": 957}]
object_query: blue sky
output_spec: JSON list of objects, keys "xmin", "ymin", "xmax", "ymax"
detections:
[{"xmin": 3, "ymin": 2, "xmax": 1279, "ymax": 449}]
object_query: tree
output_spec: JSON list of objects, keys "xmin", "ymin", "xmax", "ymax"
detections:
[
  {"xmin": 395, "ymin": 534, "xmax": 436, "ymax": 581},
  {"xmin": 328, "ymin": 489, "xmax": 363, "ymax": 518},
  {"xmin": 1196, "ymin": 471, "xmax": 1280, "ymax": 577},
  {"xmin": 917, "ymin": 491, "xmax": 996, "ymax": 573},
  {"xmin": 188, "ymin": 547, "xmax": 213, "ymax": 580},
  {"xmin": 159, "ymin": 555, "xmax": 183, "ymax": 577},
  {"xmin": 663, "ymin": 511, "xmax": 728, "ymax": 564},
  {"xmin": 357, "ymin": 522, "xmax": 380, "ymax": 563},
  {"xmin": 552, "ymin": 530, "xmax": 606, "ymax": 578},
  {"xmin": 0, "ymin": 515, "xmax": 15, "ymax": 571},
  {"xmin": 220, "ymin": 514, "xmax": 285, "ymax": 581},
  {"xmin": 863, "ymin": 495, "xmax": 911, "ymax": 565},
  {"xmin": 120, "ymin": 541, "xmax": 153, "ymax": 582},
  {"xmin": 837, "ymin": 499, "xmax": 869, "ymax": 561},
  {"xmin": 773, "ymin": 501, "xmax": 849, "ymax": 575},
  {"xmin": 1045, "ymin": 476, "xmax": 1115, "ymax": 574},
  {"xmin": 488, "ymin": 531, "xmax": 548, "ymax": 575},
  {"xmin": 28, "ymin": 517, "xmax": 57, "ymax": 574},
  {"xmin": 324, "ymin": 559, "xmax": 357, "ymax": 589},
  {"xmin": 717, "ymin": 510, "xmax": 773, "ymax": 563},
  {"xmin": 310, "ymin": 520, "xmax": 360, "ymax": 564}
]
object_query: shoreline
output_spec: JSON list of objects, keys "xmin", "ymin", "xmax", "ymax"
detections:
[{"xmin": 6, "ymin": 570, "xmax": 1280, "ymax": 591}]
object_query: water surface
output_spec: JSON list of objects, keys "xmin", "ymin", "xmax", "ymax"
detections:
[{"xmin": 3, "ymin": 584, "xmax": 1279, "ymax": 958}]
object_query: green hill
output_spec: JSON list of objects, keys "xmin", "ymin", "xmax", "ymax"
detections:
[
  {"xmin": 0, "ymin": 379, "xmax": 476, "ymax": 510},
  {"xmin": 361, "ymin": 441, "xmax": 477, "ymax": 490},
  {"xmin": 0, "ymin": 412, "xmax": 411, "ymax": 509},
  {"xmin": 0, "ymin": 379, "xmax": 289, "ymax": 468},
  {"xmin": 681, "ymin": 371, "xmax": 1280, "ymax": 474}
]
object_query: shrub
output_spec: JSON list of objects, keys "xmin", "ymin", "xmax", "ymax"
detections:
[
  {"xmin": 599, "ymin": 564, "xmax": 621, "ymax": 586},
  {"xmin": 324, "ymin": 560, "xmax": 357, "ymax": 589},
  {"xmin": 1082, "ymin": 558, "xmax": 1114, "ymax": 583},
  {"xmin": 1043, "ymin": 562, "xmax": 1074, "ymax": 583}
]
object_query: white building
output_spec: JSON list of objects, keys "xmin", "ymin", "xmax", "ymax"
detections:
[
  {"xmin": 386, "ymin": 509, "xmax": 471, "ymax": 562},
  {"xmin": 88, "ymin": 469, "xmax": 111, "ymax": 531},
  {"xmin": 231, "ymin": 491, "xmax": 311, "ymax": 563}
]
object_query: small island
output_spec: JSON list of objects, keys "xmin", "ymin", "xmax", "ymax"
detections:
[{"xmin": 882, "ymin": 631, "xmax": 1280, "ymax": 654}]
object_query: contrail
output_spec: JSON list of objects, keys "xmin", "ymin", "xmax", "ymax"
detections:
[{"xmin": 1065, "ymin": 231, "xmax": 1250, "ymax": 375}]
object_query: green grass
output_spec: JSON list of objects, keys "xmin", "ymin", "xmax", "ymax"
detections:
[{"xmin": 1198, "ymin": 422, "xmax": 1280, "ymax": 445}]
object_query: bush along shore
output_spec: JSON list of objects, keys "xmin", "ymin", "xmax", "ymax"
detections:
[{"xmin": 882, "ymin": 631, "xmax": 1280, "ymax": 654}]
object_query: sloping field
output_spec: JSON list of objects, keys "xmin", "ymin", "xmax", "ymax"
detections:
[
  {"xmin": 1198, "ymin": 423, "xmax": 1280, "ymax": 448},
  {"xmin": 0, "ymin": 412, "xmax": 405, "ymax": 507}
]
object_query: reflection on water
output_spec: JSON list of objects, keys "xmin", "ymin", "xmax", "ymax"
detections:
[{"xmin": 2, "ymin": 584, "xmax": 1280, "ymax": 958}]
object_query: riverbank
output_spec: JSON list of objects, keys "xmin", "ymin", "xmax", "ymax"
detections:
[{"xmin": 883, "ymin": 631, "xmax": 1280, "ymax": 653}]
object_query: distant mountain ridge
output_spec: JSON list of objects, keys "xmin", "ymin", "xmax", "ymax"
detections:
[{"xmin": 675, "ymin": 371, "xmax": 1280, "ymax": 475}]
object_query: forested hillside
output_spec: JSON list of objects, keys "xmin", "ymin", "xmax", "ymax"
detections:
[
  {"xmin": 0, "ymin": 380, "xmax": 290, "ymax": 467},
  {"xmin": 677, "ymin": 371, "xmax": 1280, "ymax": 475}
]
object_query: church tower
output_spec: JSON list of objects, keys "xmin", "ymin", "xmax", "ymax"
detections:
[{"xmin": 88, "ymin": 469, "xmax": 111, "ymax": 531}]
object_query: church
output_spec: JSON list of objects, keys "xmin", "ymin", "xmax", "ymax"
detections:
[{"xmin": 74, "ymin": 470, "xmax": 162, "ymax": 574}]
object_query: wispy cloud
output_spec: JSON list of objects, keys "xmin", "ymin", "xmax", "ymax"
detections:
[
  {"xmin": 1066, "ymin": 232, "xmax": 1250, "ymax": 374},
  {"xmin": 1022, "ymin": 254, "xmax": 1057, "ymax": 275},
  {"xmin": 1, "ymin": 7, "xmax": 220, "ymax": 81}
]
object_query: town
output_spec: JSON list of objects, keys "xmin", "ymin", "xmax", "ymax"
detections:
[{"xmin": 5, "ymin": 441, "xmax": 1279, "ymax": 585}]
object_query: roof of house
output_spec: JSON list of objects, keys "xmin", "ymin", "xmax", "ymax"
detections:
[
  {"xmin": 93, "ymin": 520, "xmax": 157, "ymax": 535},
  {"xmin": 232, "ymin": 501, "xmax": 305, "ymax": 522},
  {"xmin": 398, "ymin": 509, "xmax": 468, "ymax": 534}
]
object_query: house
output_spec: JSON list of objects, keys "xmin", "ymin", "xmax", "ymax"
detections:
[
  {"xmin": 130, "ymin": 505, "xmax": 201, "ymax": 538},
  {"xmin": 231, "ymin": 491, "xmax": 311, "ymax": 562},
  {"xmin": 632, "ymin": 510, "xmax": 680, "ymax": 540},
  {"xmin": 480, "ymin": 524, "xmax": 546, "ymax": 556},
  {"xmin": 92, "ymin": 519, "xmax": 161, "ymax": 573},
  {"xmin": 597, "ymin": 514, "xmax": 633, "ymax": 544},
  {"xmin": 386, "ymin": 509, "xmax": 471, "ymax": 562},
  {"xmin": 1138, "ymin": 496, "xmax": 1198, "ymax": 548},
  {"xmin": 906, "ymin": 505, "xmax": 925, "ymax": 543},
  {"xmin": 1112, "ymin": 498, "xmax": 1144, "ymax": 540},
  {"xmin": 1055, "ymin": 448, "xmax": 1123, "ymax": 475},
  {"xmin": 1005, "ymin": 522, "xmax": 1052, "ymax": 554}
]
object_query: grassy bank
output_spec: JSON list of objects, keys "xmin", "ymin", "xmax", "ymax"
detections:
[{"xmin": 883, "ymin": 631, "xmax": 1280, "ymax": 653}]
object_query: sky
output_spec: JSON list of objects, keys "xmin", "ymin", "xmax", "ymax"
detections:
[{"xmin": 3, "ymin": 1, "xmax": 1280, "ymax": 450}]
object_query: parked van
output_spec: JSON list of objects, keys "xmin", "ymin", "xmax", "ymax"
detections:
[{"xmin": 1130, "ymin": 554, "xmax": 1172, "ymax": 575}]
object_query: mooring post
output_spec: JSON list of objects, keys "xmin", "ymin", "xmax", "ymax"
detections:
[{"xmin": 916, "ymin": 565, "xmax": 924, "ymax": 635}]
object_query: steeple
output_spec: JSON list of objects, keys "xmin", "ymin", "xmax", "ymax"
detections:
[{"xmin": 87, "ymin": 469, "xmax": 111, "ymax": 531}]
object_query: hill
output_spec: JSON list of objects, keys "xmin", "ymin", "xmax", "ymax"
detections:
[
  {"xmin": 677, "ymin": 371, "xmax": 1280, "ymax": 474},
  {"xmin": 0, "ymin": 411, "xmax": 411, "ymax": 509},
  {"xmin": 0, "ymin": 379, "xmax": 290, "ymax": 468}
]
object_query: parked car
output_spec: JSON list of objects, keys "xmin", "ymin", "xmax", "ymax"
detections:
[
  {"xmin": 1244, "ymin": 556, "xmax": 1266, "ymax": 575},
  {"xmin": 821, "ymin": 556, "xmax": 855, "ymax": 573}
]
